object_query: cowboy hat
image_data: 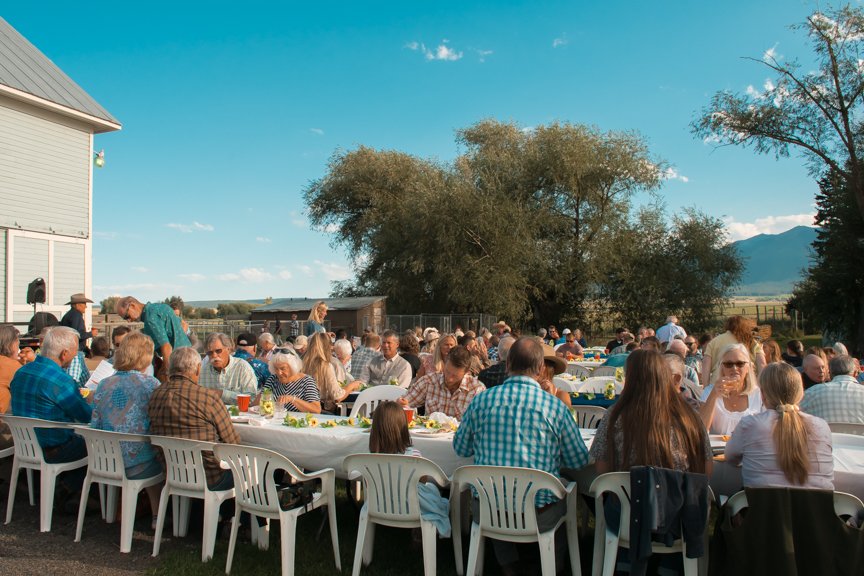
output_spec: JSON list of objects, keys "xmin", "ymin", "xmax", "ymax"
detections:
[
  {"xmin": 541, "ymin": 343, "xmax": 567, "ymax": 375},
  {"xmin": 65, "ymin": 293, "xmax": 93, "ymax": 305}
]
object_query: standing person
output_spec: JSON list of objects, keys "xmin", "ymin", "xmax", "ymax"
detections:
[
  {"xmin": 60, "ymin": 293, "xmax": 96, "ymax": 351},
  {"xmin": 115, "ymin": 296, "xmax": 191, "ymax": 381},
  {"xmin": 701, "ymin": 315, "xmax": 766, "ymax": 384},
  {"xmin": 782, "ymin": 340, "xmax": 805, "ymax": 367},
  {"xmin": 454, "ymin": 337, "xmax": 589, "ymax": 574},
  {"xmin": 287, "ymin": 313, "xmax": 300, "ymax": 339},
  {"xmin": 148, "ymin": 347, "xmax": 240, "ymax": 491},
  {"xmin": 725, "ymin": 362, "xmax": 833, "ymax": 490},
  {"xmin": 656, "ymin": 315, "xmax": 687, "ymax": 344},
  {"xmin": 304, "ymin": 301, "xmax": 328, "ymax": 336},
  {"xmin": 10, "ymin": 327, "xmax": 92, "ymax": 497}
]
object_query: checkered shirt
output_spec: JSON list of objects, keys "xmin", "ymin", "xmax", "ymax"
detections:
[
  {"xmin": 799, "ymin": 376, "xmax": 864, "ymax": 424},
  {"xmin": 10, "ymin": 355, "xmax": 92, "ymax": 448},
  {"xmin": 199, "ymin": 355, "xmax": 258, "ymax": 404},
  {"xmin": 453, "ymin": 375, "xmax": 589, "ymax": 506},
  {"xmin": 148, "ymin": 376, "xmax": 241, "ymax": 486},
  {"xmin": 65, "ymin": 351, "xmax": 91, "ymax": 387},
  {"xmin": 403, "ymin": 372, "xmax": 485, "ymax": 420},
  {"xmin": 349, "ymin": 346, "xmax": 381, "ymax": 382}
]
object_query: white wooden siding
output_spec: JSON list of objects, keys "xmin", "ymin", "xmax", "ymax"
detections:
[
  {"xmin": 53, "ymin": 242, "xmax": 84, "ymax": 305},
  {"xmin": 0, "ymin": 229, "xmax": 6, "ymax": 320},
  {"xmin": 12, "ymin": 236, "xmax": 48, "ymax": 311},
  {"xmin": 0, "ymin": 103, "xmax": 90, "ymax": 237}
]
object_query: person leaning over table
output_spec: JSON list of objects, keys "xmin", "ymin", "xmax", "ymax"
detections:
[
  {"xmin": 399, "ymin": 345, "xmax": 485, "ymax": 420},
  {"xmin": 302, "ymin": 332, "xmax": 357, "ymax": 413},
  {"xmin": 148, "ymin": 347, "xmax": 240, "ymax": 491},
  {"xmin": 725, "ymin": 362, "xmax": 833, "ymax": 490},
  {"xmin": 199, "ymin": 332, "xmax": 257, "ymax": 405},
  {"xmin": 351, "ymin": 329, "xmax": 412, "ymax": 388},
  {"xmin": 263, "ymin": 351, "xmax": 322, "ymax": 413},
  {"xmin": 115, "ymin": 296, "xmax": 191, "ymax": 382},
  {"xmin": 454, "ymin": 337, "xmax": 589, "ymax": 575},
  {"xmin": 699, "ymin": 343, "xmax": 764, "ymax": 435}
]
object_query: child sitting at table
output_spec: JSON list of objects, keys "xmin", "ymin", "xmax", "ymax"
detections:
[{"xmin": 368, "ymin": 401, "xmax": 450, "ymax": 537}]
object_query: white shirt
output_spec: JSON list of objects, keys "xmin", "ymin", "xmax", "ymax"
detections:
[
  {"xmin": 701, "ymin": 385, "xmax": 764, "ymax": 435},
  {"xmin": 656, "ymin": 322, "xmax": 687, "ymax": 343},
  {"xmin": 357, "ymin": 354, "xmax": 412, "ymax": 388}
]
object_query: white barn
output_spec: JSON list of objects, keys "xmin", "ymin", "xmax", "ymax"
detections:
[{"xmin": 0, "ymin": 17, "xmax": 120, "ymax": 326}]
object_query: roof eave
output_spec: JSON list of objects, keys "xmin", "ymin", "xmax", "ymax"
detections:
[{"xmin": 0, "ymin": 83, "xmax": 121, "ymax": 133}]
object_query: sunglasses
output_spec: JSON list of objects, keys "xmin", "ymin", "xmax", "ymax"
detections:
[
  {"xmin": 722, "ymin": 361, "xmax": 748, "ymax": 369},
  {"xmin": 206, "ymin": 348, "xmax": 225, "ymax": 357},
  {"xmin": 684, "ymin": 341, "xmax": 696, "ymax": 345}
]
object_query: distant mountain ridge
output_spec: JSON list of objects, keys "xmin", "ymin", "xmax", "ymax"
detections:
[{"xmin": 730, "ymin": 225, "xmax": 818, "ymax": 296}]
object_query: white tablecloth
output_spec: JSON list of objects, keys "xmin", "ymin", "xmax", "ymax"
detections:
[
  {"xmin": 234, "ymin": 412, "xmax": 472, "ymax": 478},
  {"xmin": 554, "ymin": 374, "xmax": 623, "ymax": 395}
]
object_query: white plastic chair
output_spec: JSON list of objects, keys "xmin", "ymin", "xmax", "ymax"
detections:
[
  {"xmin": 828, "ymin": 422, "xmax": 864, "ymax": 436},
  {"xmin": 349, "ymin": 386, "xmax": 406, "ymax": 418},
  {"xmin": 566, "ymin": 364, "xmax": 592, "ymax": 378},
  {"xmin": 588, "ymin": 471, "xmax": 712, "ymax": 576},
  {"xmin": 832, "ymin": 432, "xmax": 864, "ymax": 448},
  {"xmin": 572, "ymin": 406, "xmax": 607, "ymax": 430},
  {"xmin": 3, "ymin": 415, "xmax": 88, "ymax": 532},
  {"xmin": 213, "ymin": 444, "xmax": 341, "ymax": 576},
  {"xmin": 725, "ymin": 489, "xmax": 864, "ymax": 519},
  {"xmin": 591, "ymin": 366, "xmax": 618, "ymax": 378},
  {"xmin": 343, "ymin": 454, "xmax": 450, "ymax": 576},
  {"xmin": 452, "ymin": 465, "xmax": 581, "ymax": 576},
  {"xmin": 149, "ymin": 435, "xmax": 235, "ymax": 562},
  {"xmin": 73, "ymin": 427, "xmax": 164, "ymax": 553}
]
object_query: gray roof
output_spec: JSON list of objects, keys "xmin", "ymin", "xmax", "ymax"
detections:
[
  {"xmin": 253, "ymin": 296, "xmax": 386, "ymax": 313},
  {"xmin": 0, "ymin": 18, "xmax": 119, "ymax": 128}
]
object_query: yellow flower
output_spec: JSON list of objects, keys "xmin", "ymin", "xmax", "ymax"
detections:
[
  {"xmin": 361, "ymin": 417, "xmax": 372, "ymax": 428},
  {"xmin": 347, "ymin": 418, "xmax": 356, "ymax": 426},
  {"xmin": 408, "ymin": 420, "xmax": 416, "ymax": 428},
  {"xmin": 79, "ymin": 388, "xmax": 91, "ymax": 398},
  {"xmin": 308, "ymin": 418, "xmax": 319, "ymax": 427},
  {"xmin": 425, "ymin": 420, "xmax": 437, "ymax": 429},
  {"xmin": 322, "ymin": 420, "xmax": 337, "ymax": 428}
]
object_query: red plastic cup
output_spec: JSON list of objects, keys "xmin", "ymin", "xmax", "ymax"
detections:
[
  {"xmin": 594, "ymin": 353, "xmax": 600, "ymax": 361},
  {"xmin": 403, "ymin": 406, "xmax": 415, "ymax": 424},
  {"xmin": 236, "ymin": 394, "xmax": 251, "ymax": 412}
]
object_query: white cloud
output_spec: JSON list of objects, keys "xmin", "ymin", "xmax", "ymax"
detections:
[
  {"xmin": 178, "ymin": 273, "xmax": 206, "ymax": 281},
  {"xmin": 217, "ymin": 273, "xmax": 241, "ymax": 281},
  {"xmin": 406, "ymin": 39, "xmax": 463, "ymax": 61},
  {"xmin": 313, "ymin": 260, "xmax": 352, "ymax": 281},
  {"xmin": 552, "ymin": 36, "xmax": 569, "ymax": 48},
  {"xmin": 762, "ymin": 43, "xmax": 780, "ymax": 62},
  {"xmin": 165, "ymin": 221, "xmax": 214, "ymax": 233},
  {"xmin": 662, "ymin": 167, "xmax": 689, "ymax": 183},
  {"xmin": 309, "ymin": 128, "xmax": 324, "ymax": 136},
  {"xmin": 475, "ymin": 49, "xmax": 493, "ymax": 63},
  {"xmin": 131, "ymin": 266, "xmax": 149, "ymax": 273},
  {"xmin": 278, "ymin": 270, "xmax": 293, "ymax": 280},
  {"xmin": 723, "ymin": 213, "xmax": 816, "ymax": 241},
  {"xmin": 256, "ymin": 236, "xmax": 271, "ymax": 243},
  {"xmin": 296, "ymin": 264, "xmax": 313, "ymax": 277}
]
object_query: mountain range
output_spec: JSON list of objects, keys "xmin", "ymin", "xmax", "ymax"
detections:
[{"xmin": 730, "ymin": 225, "xmax": 817, "ymax": 296}]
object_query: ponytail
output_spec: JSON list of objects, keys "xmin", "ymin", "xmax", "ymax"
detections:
[{"xmin": 760, "ymin": 364, "xmax": 811, "ymax": 485}]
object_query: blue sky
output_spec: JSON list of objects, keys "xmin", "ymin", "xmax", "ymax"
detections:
[{"xmin": 5, "ymin": 1, "xmax": 826, "ymax": 303}]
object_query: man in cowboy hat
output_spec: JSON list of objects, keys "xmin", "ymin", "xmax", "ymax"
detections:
[{"xmin": 60, "ymin": 293, "xmax": 96, "ymax": 351}]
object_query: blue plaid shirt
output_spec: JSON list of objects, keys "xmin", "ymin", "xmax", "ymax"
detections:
[
  {"xmin": 453, "ymin": 375, "xmax": 589, "ymax": 506},
  {"xmin": 64, "ymin": 351, "xmax": 90, "ymax": 387},
  {"xmin": 233, "ymin": 349, "xmax": 272, "ymax": 390},
  {"xmin": 10, "ymin": 355, "xmax": 92, "ymax": 448}
]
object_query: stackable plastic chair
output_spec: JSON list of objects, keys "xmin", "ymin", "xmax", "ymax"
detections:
[
  {"xmin": 349, "ymin": 386, "xmax": 406, "ymax": 418},
  {"xmin": 591, "ymin": 366, "xmax": 618, "ymax": 378},
  {"xmin": 343, "ymin": 454, "xmax": 450, "ymax": 576},
  {"xmin": 149, "ymin": 436, "xmax": 234, "ymax": 562},
  {"xmin": 828, "ymin": 422, "xmax": 864, "ymax": 436},
  {"xmin": 3, "ymin": 415, "xmax": 88, "ymax": 532},
  {"xmin": 452, "ymin": 465, "xmax": 581, "ymax": 576},
  {"xmin": 213, "ymin": 444, "xmax": 340, "ymax": 576},
  {"xmin": 566, "ymin": 364, "xmax": 592, "ymax": 378},
  {"xmin": 726, "ymin": 489, "xmax": 864, "ymax": 520},
  {"xmin": 588, "ymin": 471, "xmax": 712, "ymax": 576},
  {"xmin": 572, "ymin": 406, "xmax": 607, "ymax": 430},
  {"xmin": 73, "ymin": 427, "xmax": 164, "ymax": 553}
]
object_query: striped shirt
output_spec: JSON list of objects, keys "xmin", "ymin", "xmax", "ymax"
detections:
[
  {"xmin": 263, "ymin": 373, "xmax": 321, "ymax": 411},
  {"xmin": 453, "ymin": 375, "xmax": 589, "ymax": 506}
]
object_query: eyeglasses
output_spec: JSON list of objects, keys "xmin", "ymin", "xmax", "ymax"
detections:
[
  {"xmin": 684, "ymin": 341, "xmax": 696, "ymax": 346},
  {"xmin": 206, "ymin": 348, "xmax": 225, "ymax": 357},
  {"xmin": 722, "ymin": 361, "xmax": 748, "ymax": 369}
]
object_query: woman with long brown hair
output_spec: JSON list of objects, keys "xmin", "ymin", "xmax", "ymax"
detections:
[
  {"xmin": 302, "ymin": 332, "xmax": 358, "ymax": 413},
  {"xmin": 701, "ymin": 315, "xmax": 766, "ymax": 383},
  {"xmin": 590, "ymin": 349, "xmax": 712, "ymax": 474},
  {"xmin": 725, "ymin": 362, "xmax": 833, "ymax": 489}
]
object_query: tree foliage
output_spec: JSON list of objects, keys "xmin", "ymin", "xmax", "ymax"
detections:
[{"xmin": 306, "ymin": 119, "xmax": 740, "ymax": 328}]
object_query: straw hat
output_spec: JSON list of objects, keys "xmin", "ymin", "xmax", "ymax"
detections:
[{"xmin": 541, "ymin": 343, "xmax": 567, "ymax": 375}]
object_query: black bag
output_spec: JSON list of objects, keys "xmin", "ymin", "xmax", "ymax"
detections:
[{"xmin": 278, "ymin": 480, "xmax": 316, "ymax": 511}]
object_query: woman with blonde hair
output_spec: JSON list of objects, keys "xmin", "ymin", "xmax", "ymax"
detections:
[
  {"xmin": 302, "ymin": 332, "xmax": 358, "ymax": 413},
  {"xmin": 701, "ymin": 315, "xmax": 766, "ymax": 383},
  {"xmin": 416, "ymin": 333, "xmax": 457, "ymax": 379},
  {"xmin": 725, "ymin": 362, "xmax": 833, "ymax": 489},
  {"xmin": 304, "ymin": 301, "xmax": 328, "ymax": 336},
  {"xmin": 700, "ymin": 343, "xmax": 764, "ymax": 435},
  {"xmin": 761, "ymin": 339, "xmax": 782, "ymax": 365}
]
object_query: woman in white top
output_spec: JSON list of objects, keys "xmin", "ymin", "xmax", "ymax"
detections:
[
  {"xmin": 725, "ymin": 362, "xmax": 833, "ymax": 489},
  {"xmin": 700, "ymin": 343, "xmax": 764, "ymax": 435}
]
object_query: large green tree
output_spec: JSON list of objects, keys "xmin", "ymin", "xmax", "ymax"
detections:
[
  {"xmin": 693, "ymin": 5, "xmax": 864, "ymax": 352},
  {"xmin": 307, "ymin": 119, "xmax": 738, "ymax": 328}
]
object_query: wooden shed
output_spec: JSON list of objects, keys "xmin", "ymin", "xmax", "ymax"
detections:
[{"xmin": 250, "ymin": 296, "xmax": 386, "ymax": 337}]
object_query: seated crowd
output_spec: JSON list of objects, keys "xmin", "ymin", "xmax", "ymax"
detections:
[{"xmin": 1, "ymin": 299, "xmax": 863, "ymax": 573}]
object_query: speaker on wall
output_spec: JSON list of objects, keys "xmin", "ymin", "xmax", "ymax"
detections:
[{"xmin": 26, "ymin": 277, "xmax": 46, "ymax": 304}]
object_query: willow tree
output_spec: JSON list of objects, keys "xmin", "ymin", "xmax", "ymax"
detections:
[{"xmin": 693, "ymin": 6, "xmax": 864, "ymax": 352}]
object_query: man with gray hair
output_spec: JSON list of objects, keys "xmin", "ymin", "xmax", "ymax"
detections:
[
  {"xmin": 115, "ymin": 296, "xmax": 191, "ymax": 381},
  {"xmin": 148, "ymin": 347, "xmax": 240, "ymax": 490},
  {"xmin": 10, "ymin": 326, "xmax": 92, "ymax": 496},
  {"xmin": 199, "ymin": 333, "xmax": 257, "ymax": 404},
  {"xmin": 351, "ymin": 330, "xmax": 412, "ymax": 388},
  {"xmin": 257, "ymin": 332, "xmax": 276, "ymax": 362},
  {"xmin": 656, "ymin": 315, "xmax": 687, "ymax": 344},
  {"xmin": 478, "ymin": 335, "xmax": 515, "ymax": 388},
  {"xmin": 799, "ymin": 355, "xmax": 864, "ymax": 424},
  {"xmin": 333, "ymin": 338, "xmax": 354, "ymax": 382}
]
